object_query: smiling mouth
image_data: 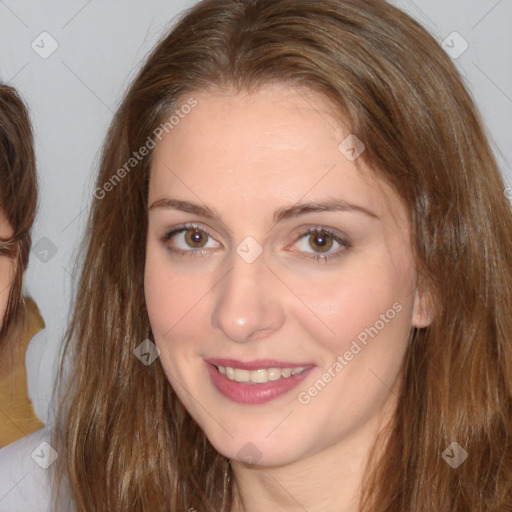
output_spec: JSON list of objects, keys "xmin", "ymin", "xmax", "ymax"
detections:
[
  {"xmin": 214, "ymin": 365, "xmax": 309, "ymax": 384},
  {"xmin": 205, "ymin": 360, "xmax": 315, "ymax": 404}
]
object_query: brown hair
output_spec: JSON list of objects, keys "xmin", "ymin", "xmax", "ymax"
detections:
[
  {"xmin": 53, "ymin": 0, "xmax": 512, "ymax": 510},
  {"xmin": 0, "ymin": 84, "xmax": 38, "ymax": 359}
]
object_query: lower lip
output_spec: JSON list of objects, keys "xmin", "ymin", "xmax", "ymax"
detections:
[{"xmin": 205, "ymin": 362, "xmax": 314, "ymax": 404}]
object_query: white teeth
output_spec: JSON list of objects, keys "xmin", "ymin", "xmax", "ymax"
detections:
[
  {"xmin": 217, "ymin": 365, "xmax": 307, "ymax": 384},
  {"xmin": 233, "ymin": 369, "xmax": 250, "ymax": 382},
  {"xmin": 282, "ymin": 368, "xmax": 292, "ymax": 378},
  {"xmin": 251, "ymin": 368, "xmax": 273, "ymax": 383}
]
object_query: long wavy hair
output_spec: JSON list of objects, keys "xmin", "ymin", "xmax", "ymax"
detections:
[
  {"xmin": 0, "ymin": 84, "xmax": 38, "ymax": 363},
  {"xmin": 53, "ymin": 0, "xmax": 512, "ymax": 510}
]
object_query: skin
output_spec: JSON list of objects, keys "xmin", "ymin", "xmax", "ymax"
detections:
[
  {"xmin": 0, "ymin": 212, "xmax": 14, "ymax": 330},
  {"xmin": 144, "ymin": 84, "xmax": 431, "ymax": 512}
]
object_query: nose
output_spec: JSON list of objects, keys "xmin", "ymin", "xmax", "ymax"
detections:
[{"xmin": 210, "ymin": 252, "xmax": 285, "ymax": 343}]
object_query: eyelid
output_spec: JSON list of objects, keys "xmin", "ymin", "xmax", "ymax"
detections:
[
  {"xmin": 294, "ymin": 225, "xmax": 350, "ymax": 247},
  {"xmin": 295, "ymin": 225, "xmax": 347, "ymax": 240},
  {"xmin": 162, "ymin": 222, "xmax": 215, "ymax": 239}
]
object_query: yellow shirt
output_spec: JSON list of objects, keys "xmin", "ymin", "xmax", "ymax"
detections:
[{"xmin": 0, "ymin": 298, "xmax": 45, "ymax": 448}]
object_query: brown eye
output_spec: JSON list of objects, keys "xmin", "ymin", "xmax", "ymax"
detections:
[
  {"xmin": 308, "ymin": 232, "xmax": 334, "ymax": 253},
  {"xmin": 184, "ymin": 228, "xmax": 208, "ymax": 248},
  {"xmin": 291, "ymin": 227, "xmax": 350, "ymax": 263},
  {"xmin": 163, "ymin": 224, "xmax": 220, "ymax": 255}
]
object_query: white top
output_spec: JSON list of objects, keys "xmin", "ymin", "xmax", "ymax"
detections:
[{"xmin": 0, "ymin": 428, "xmax": 64, "ymax": 512}]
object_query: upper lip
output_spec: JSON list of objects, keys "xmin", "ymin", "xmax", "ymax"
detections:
[{"xmin": 205, "ymin": 358, "xmax": 315, "ymax": 370}]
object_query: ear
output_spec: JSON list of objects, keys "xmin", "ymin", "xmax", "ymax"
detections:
[{"xmin": 412, "ymin": 286, "xmax": 432, "ymax": 328}]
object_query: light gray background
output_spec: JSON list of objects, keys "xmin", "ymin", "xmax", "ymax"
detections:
[{"xmin": 0, "ymin": 0, "xmax": 510, "ymax": 425}]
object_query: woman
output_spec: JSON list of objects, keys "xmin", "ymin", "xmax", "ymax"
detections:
[
  {"xmin": 0, "ymin": 84, "xmax": 44, "ymax": 448},
  {"xmin": 48, "ymin": 0, "xmax": 512, "ymax": 510}
]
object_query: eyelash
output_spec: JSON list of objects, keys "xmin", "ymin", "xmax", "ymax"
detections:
[
  {"xmin": 161, "ymin": 223, "xmax": 216, "ymax": 259},
  {"xmin": 161, "ymin": 223, "xmax": 351, "ymax": 263}
]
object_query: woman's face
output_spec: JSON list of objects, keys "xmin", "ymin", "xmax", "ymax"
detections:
[
  {"xmin": 0, "ymin": 212, "xmax": 14, "ymax": 329},
  {"xmin": 145, "ymin": 84, "xmax": 430, "ymax": 466}
]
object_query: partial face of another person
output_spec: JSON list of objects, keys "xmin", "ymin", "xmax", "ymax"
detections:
[
  {"xmin": 144, "ymin": 84, "xmax": 430, "ymax": 466},
  {"xmin": 0, "ymin": 212, "xmax": 14, "ymax": 330}
]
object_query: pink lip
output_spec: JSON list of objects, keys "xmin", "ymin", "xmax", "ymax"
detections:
[
  {"xmin": 204, "ymin": 360, "xmax": 315, "ymax": 405},
  {"xmin": 205, "ymin": 357, "xmax": 315, "ymax": 370}
]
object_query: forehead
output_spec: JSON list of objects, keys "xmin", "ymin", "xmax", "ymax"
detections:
[
  {"xmin": 155, "ymin": 84, "xmax": 346, "ymax": 164},
  {"xmin": 148, "ymin": 84, "xmax": 407, "ymax": 229}
]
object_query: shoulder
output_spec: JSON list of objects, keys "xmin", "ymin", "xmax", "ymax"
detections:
[{"xmin": 0, "ymin": 428, "xmax": 56, "ymax": 512}]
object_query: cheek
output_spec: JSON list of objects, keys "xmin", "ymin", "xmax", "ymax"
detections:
[
  {"xmin": 290, "ymin": 258, "xmax": 413, "ymax": 353},
  {"xmin": 143, "ymin": 246, "xmax": 214, "ymax": 417},
  {"xmin": 285, "ymin": 263, "xmax": 414, "ymax": 445},
  {"xmin": 144, "ymin": 244, "xmax": 212, "ymax": 352}
]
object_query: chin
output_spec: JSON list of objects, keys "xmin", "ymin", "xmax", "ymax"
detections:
[{"xmin": 204, "ymin": 428, "xmax": 305, "ymax": 468}]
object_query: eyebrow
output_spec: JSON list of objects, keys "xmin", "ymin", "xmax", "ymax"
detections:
[
  {"xmin": 148, "ymin": 197, "xmax": 380, "ymax": 222},
  {"xmin": 273, "ymin": 198, "xmax": 379, "ymax": 222}
]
